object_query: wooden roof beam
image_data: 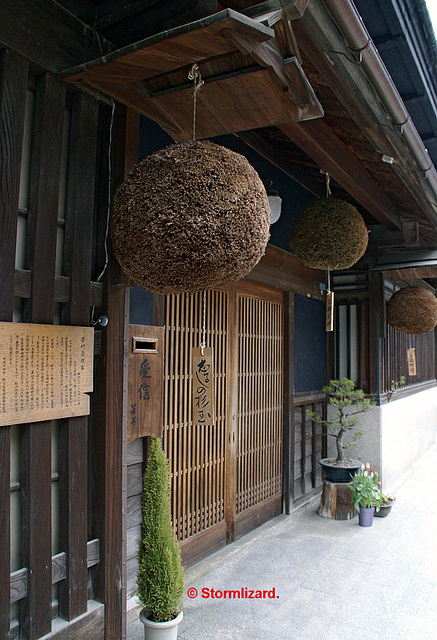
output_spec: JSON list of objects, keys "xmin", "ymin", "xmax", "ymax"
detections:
[
  {"xmin": 0, "ymin": 0, "xmax": 115, "ymax": 74},
  {"xmin": 237, "ymin": 130, "xmax": 324, "ymax": 197},
  {"xmin": 280, "ymin": 119, "xmax": 402, "ymax": 229}
]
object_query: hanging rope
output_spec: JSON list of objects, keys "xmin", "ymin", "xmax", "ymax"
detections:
[
  {"xmin": 188, "ymin": 63, "xmax": 204, "ymax": 141},
  {"xmin": 320, "ymin": 169, "xmax": 331, "ymax": 197},
  {"xmin": 200, "ymin": 290, "xmax": 207, "ymax": 355}
]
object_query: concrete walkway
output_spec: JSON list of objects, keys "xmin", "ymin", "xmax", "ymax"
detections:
[{"xmin": 129, "ymin": 447, "xmax": 437, "ymax": 640}]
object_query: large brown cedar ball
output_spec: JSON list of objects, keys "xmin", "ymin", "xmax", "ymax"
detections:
[
  {"xmin": 289, "ymin": 197, "xmax": 368, "ymax": 270},
  {"xmin": 111, "ymin": 140, "xmax": 270, "ymax": 293},
  {"xmin": 387, "ymin": 286, "xmax": 437, "ymax": 334}
]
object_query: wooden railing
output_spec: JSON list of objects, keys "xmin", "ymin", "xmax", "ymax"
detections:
[
  {"xmin": 292, "ymin": 391, "xmax": 326, "ymax": 503},
  {"xmin": 382, "ymin": 324, "xmax": 436, "ymax": 394}
]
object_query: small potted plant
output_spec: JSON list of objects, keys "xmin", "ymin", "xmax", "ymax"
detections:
[
  {"xmin": 137, "ymin": 437, "xmax": 185, "ymax": 639},
  {"xmin": 375, "ymin": 492, "xmax": 396, "ymax": 518},
  {"xmin": 350, "ymin": 463, "xmax": 383, "ymax": 526},
  {"xmin": 308, "ymin": 378, "xmax": 372, "ymax": 482}
]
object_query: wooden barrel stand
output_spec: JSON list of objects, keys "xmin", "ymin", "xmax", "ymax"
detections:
[{"xmin": 316, "ymin": 480, "xmax": 357, "ymax": 520}]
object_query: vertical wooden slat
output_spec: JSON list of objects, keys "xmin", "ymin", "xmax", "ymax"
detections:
[
  {"xmin": 24, "ymin": 74, "xmax": 65, "ymax": 321},
  {"xmin": 357, "ymin": 299, "xmax": 363, "ymax": 388},
  {"xmin": 0, "ymin": 48, "xmax": 28, "ymax": 640},
  {"xmin": 59, "ymin": 92, "xmax": 99, "ymax": 620},
  {"xmin": 174, "ymin": 295, "xmax": 181, "ymax": 532},
  {"xmin": 21, "ymin": 72, "xmax": 65, "ymax": 640},
  {"xmin": 300, "ymin": 406, "xmax": 306, "ymax": 496},
  {"xmin": 311, "ymin": 403, "xmax": 317, "ymax": 488}
]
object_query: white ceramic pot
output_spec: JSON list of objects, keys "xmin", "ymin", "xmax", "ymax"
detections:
[{"xmin": 139, "ymin": 610, "xmax": 183, "ymax": 640}]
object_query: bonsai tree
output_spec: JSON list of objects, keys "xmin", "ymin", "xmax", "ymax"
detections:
[
  {"xmin": 309, "ymin": 378, "xmax": 372, "ymax": 464},
  {"xmin": 137, "ymin": 437, "xmax": 184, "ymax": 623}
]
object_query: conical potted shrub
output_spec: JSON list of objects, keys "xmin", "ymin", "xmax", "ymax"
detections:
[
  {"xmin": 137, "ymin": 438, "xmax": 185, "ymax": 640},
  {"xmin": 308, "ymin": 378, "xmax": 372, "ymax": 483}
]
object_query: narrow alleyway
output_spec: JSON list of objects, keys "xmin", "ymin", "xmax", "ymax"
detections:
[{"xmin": 129, "ymin": 446, "xmax": 437, "ymax": 640}]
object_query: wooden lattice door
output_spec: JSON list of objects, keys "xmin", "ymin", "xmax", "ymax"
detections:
[
  {"xmin": 162, "ymin": 282, "xmax": 284, "ymax": 565},
  {"xmin": 163, "ymin": 289, "xmax": 228, "ymax": 565}
]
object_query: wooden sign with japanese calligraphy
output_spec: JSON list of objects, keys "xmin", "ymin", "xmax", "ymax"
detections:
[
  {"xmin": 192, "ymin": 347, "xmax": 214, "ymax": 425},
  {"xmin": 128, "ymin": 325, "xmax": 164, "ymax": 442},
  {"xmin": 407, "ymin": 348, "xmax": 417, "ymax": 376},
  {"xmin": 326, "ymin": 291, "xmax": 334, "ymax": 332},
  {"xmin": 0, "ymin": 322, "xmax": 93, "ymax": 426}
]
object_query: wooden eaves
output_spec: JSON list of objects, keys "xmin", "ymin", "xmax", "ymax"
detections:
[{"xmin": 57, "ymin": 0, "xmax": 437, "ymax": 246}]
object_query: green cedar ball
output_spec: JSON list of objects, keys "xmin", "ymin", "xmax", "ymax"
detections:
[
  {"xmin": 112, "ymin": 140, "xmax": 270, "ymax": 293},
  {"xmin": 289, "ymin": 197, "xmax": 368, "ymax": 270},
  {"xmin": 137, "ymin": 438, "xmax": 184, "ymax": 622},
  {"xmin": 387, "ymin": 286, "xmax": 437, "ymax": 334}
]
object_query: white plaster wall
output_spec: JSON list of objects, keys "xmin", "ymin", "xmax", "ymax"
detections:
[
  {"xmin": 325, "ymin": 388, "xmax": 437, "ymax": 492},
  {"xmin": 381, "ymin": 387, "xmax": 437, "ymax": 493}
]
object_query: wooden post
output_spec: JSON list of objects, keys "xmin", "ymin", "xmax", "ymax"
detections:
[
  {"xmin": 283, "ymin": 292, "xmax": 294, "ymax": 512},
  {"xmin": 369, "ymin": 271, "xmax": 385, "ymax": 398},
  {"xmin": 21, "ymin": 72, "xmax": 65, "ymax": 640},
  {"xmin": 0, "ymin": 49, "xmax": 28, "ymax": 640},
  {"xmin": 59, "ymin": 92, "xmax": 99, "ymax": 621},
  {"xmin": 91, "ymin": 103, "xmax": 129, "ymax": 640}
]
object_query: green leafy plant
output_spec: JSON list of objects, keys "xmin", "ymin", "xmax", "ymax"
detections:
[
  {"xmin": 137, "ymin": 438, "xmax": 184, "ymax": 622},
  {"xmin": 380, "ymin": 492, "xmax": 396, "ymax": 506},
  {"xmin": 308, "ymin": 378, "xmax": 372, "ymax": 464},
  {"xmin": 388, "ymin": 376, "xmax": 406, "ymax": 401},
  {"xmin": 350, "ymin": 463, "xmax": 383, "ymax": 511}
]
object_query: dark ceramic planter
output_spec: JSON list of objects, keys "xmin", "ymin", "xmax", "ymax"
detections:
[
  {"xmin": 375, "ymin": 500, "xmax": 394, "ymax": 518},
  {"xmin": 319, "ymin": 458, "xmax": 362, "ymax": 483}
]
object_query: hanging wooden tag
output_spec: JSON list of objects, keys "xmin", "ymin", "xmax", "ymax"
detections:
[
  {"xmin": 326, "ymin": 291, "xmax": 334, "ymax": 332},
  {"xmin": 407, "ymin": 348, "xmax": 417, "ymax": 376},
  {"xmin": 192, "ymin": 347, "xmax": 214, "ymax": 425}
]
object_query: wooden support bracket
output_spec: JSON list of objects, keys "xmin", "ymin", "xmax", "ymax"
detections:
[{"xmin": 223, "ymin": 28, "xmax": 323, "ymax": 121}]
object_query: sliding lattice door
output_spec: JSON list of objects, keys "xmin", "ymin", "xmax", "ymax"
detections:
[
  {"xmin": 163, "ymin": 290, "xmax": 228, "ymax": 565},
  {"xmin": 235, "ymin": 285, "xmax": 284, "ymax": 538}
]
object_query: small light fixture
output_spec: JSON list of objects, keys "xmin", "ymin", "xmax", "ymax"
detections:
[
  {"xmin": 265, "ymin": 180, "xmax": 282, "ymax": 224},
  {"xmin": 381, "ymin": 154, "xmax": 394, "ymax": 165}
]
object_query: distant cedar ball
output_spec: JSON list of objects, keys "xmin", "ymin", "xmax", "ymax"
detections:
[
  {"xmin": 387, "ymin": 286, "xmax": 437, "ymax": 334},
  {"xmin": 289, "ymin": 197, "xmax": 368, "ymax": 270},
  {"xmin": 111, "ymin": 140, "xmax": 270, "ymax": 293}
]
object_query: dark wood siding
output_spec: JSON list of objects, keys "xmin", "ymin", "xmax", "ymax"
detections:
[
  {"xmin": 0, "ymin": 48, "xmax": 28, "ymax": 640},
  {"xmin": 0, "ymin": 50, "xmax": 126, "ymax": 640},
  {"xmin": 293, "ymin": 392, "xmax": 326, "ymax": 503}
]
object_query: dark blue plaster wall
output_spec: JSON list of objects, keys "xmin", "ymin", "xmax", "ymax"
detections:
[
  {"xmin": 294, "ymin": 294, "xmax": 326, "ymax": 393},
  {"xmin": 129, "ymin": 285, "xmax": 153, "ymax": 325}
]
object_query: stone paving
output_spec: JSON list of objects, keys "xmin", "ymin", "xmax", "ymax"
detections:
[{"xmin": 129, "ymin": 446, "xmax": 437, "ymax": 639}]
